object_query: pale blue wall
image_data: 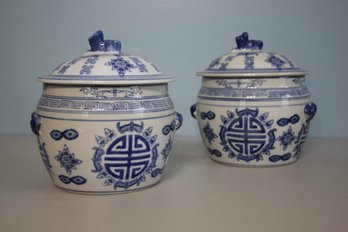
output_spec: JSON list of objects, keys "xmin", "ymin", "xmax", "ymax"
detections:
[{"xmin": 0, "ymin": 0, "xmax": 347, "ymax": 137}]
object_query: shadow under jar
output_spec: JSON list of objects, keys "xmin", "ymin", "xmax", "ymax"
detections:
[
  {"xmin": 191, "ymin": 32, "xmax": 317, "ymax": 167},
  {"xmin": 30, "ymin": 31, "xmax": 183, "ymax": 194}
]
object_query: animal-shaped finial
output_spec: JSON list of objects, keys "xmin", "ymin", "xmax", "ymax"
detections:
[
  {"xmin": 88, "ymin": 30, "xmax": 122, "ymax": 52},
  {"xmin": 235, "ymin": 32, "xmax": 263, "ymax": 50}
]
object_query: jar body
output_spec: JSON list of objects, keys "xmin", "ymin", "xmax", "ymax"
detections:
[
  {"xmin": 192, "ymin": 77, "xmax": 316, "ymax": 166},
  {"xmin": 31, "ymin": 84, "xmax": 182, "ymax": 194}
]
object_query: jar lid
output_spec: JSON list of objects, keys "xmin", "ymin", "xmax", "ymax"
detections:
[
  {"xmin": 39, "ymin": 30, "xmax": 174, "ymax": 85},
  {"xmin": 197, "ymin": 32, "xmax": 307, "ymax": 77}
]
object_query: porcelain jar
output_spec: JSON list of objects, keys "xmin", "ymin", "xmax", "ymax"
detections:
[
  {"xmin": 30, "ymin": 31, "xmax": 183, "ymax": 194},
  {"xmin": 191, "ymin": 32, "xmax": 317, "ymax": 167}
]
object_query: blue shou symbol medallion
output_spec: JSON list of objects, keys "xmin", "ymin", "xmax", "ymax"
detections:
[
  {"xmin": 220, "ymin": 108, "xmax": 276, "ymax": 162},
  {"xmin": 105, "ymin": 134, "xmax": 151, "ymax": 180},
  {"xmin": 92, "ymin": 121, "xmax": 159, "ymax": 190}
]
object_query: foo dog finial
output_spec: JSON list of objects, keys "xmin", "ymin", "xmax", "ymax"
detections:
[
  {"xmin": 88, "ymin": 30, "xmax": 122, "ymax": 52},
  {"xmin": 235, "ymin": 32, "xmax": 263, "ymax": 50}
]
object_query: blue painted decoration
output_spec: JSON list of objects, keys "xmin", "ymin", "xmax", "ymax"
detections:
[
  {"xmin": 304, "ymin": 102, "xmax": 317, "ymax": 122},
  {"xmin": 30, "ymin": 111, "xmax": 41, "ymax": 135},
  {"xmin": 200, "ymin": 111, "xmax": 216, "ymax": 120},
  {"xmin": 82, "ymin": 86, "xmax": 143, "ymax": 98},
  {"xmin": 38, "ymin": 96, "xmax": 174, "ymax": 114},
  {"xmin": 55, "ymin": 145, "xmax": 82, "ymax": 175},
  {"xmin": 269, "ymin": 153, "xmax": 291, "ymax": 162},
  {"xmin": 235, "ymin": 32, "xmax": 263, "ymax": 50},
  {"xmin": 37, "ymin": 140, "xmax": 53, "ymax": 178},
  {"xmin": 219, "ymin": 108, "xmax": 276, "ymax": 162},
  {"xmin": 265, "ymin": 54, "xmax": 285, "ymax": 70},
  {"xmin": 129, "ymin": 57, "xmax": 148, "ymax": 72},
  {"xmin": 293, "ymin": 123, "xmax": 310, "ymax": 158},
  {"xmin": 80, "ymin": 56, "xmax": 98, "ymax": 74},
  {"xmin": 207, "ymin": 148, "xmax": 222, "ymax": 157},
  {"xmin": 59, "ymin": 175, "xmax": 87, "ymax": 185},
  {"xmin": 277, "ymin": 126, "xmax": 297, "ymax": 151},
  {"xmin": 203, "ymin": 121, "xmax": 217, "ymax": 144},
  {"xmin": 92, "ymin": 121, "xmax": 159, "ymax": 190},
  {"xmin": 88, "ymin": 30, "xmax": 121, "ymax": 52},
  {"xmin": 162, "ymin": 121, "xmax": 176, "ymax": 135},
  {"xmin": 215, "ymin": 79, "xmax": 266, "ymax": 89},
  {"xmin": 58, "ymin": 58, "xmax": 80, "ymax": 74},
  {"xmin": 105, "ymin": 57, "xmax": 136, "ymax": 77},
  {"xmin": 161, "ymin": 136, "xmax": 173, "ymax": 162},
  {"xmin": 50, "ymin": 129, "xmax": 79, "ymax": 141},
  {"xmin": 277, "ymin": 114, "xmax": 300, "ymax": 127},
  {"xmin": 244, "ymin": 56, "xmax": 255, "ymax": 70}
]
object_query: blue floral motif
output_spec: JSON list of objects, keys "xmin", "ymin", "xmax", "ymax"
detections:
[
  {"xmin": 55, "ymin": 145, "xmax": 82, "ymax": 175},
  {"xmin": 224, "ymin": 56, "xmax": 234, "ymax": 62},
  {"xmin": 58, "ymin": 58, "xmax": 80, "ymax": 74},
  {"xmin": 208, "ymin": 58, "xmax": 221, "ymax": 69},
  {"xmin": 37, "ymin": 139, "xmax": 53, "ymax": 179},
  {"xmin": 203, "ymin": 122, "xmax": 217, "ymax": 144},
  {"xmin": 293, "ymin": 123, "xmax": 310, "ymax": 158},
  {"xmin": 277, "ymin": 126, "xmax": 297, "ymax": 151},
  {"xmin": 219, "ymin": 63, "xmax": 228, "ymax": 71},
  {"xmin": 80, "ymin": 56, "xmax": 98, "ymax": 75},
  {"xmin": 129, "ymin": 57, "xmax": 148, "ymax": 72},
  {"xmin": 80, "ymin": 65, "xmax": 93, "ymax": 74},
  {"xmin": 105, "ymin": 57, "xmax": 136, "ymax": 77},
  {"xmin": 161, "ymin": 136, "xmax": 173, "ymax": 162},
  {"xmin": 265, "ymin": 54, "xmax": 285, "ymax": 70},
  {"xmin": 244, "ymin": 56, "xmax": 254, "ymax": 70}
]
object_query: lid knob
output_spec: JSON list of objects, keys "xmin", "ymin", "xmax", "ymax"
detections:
[
  {"xmin": 235, "ymin": 32, "xmax": 263, "ymax": 50},
  {"xmin": 88, "ymin": 30, "xmax": 121, "ymax": 52}
]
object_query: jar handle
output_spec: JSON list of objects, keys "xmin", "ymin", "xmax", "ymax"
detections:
[
  {"xmin": 30, "ymin": 111, "xmax": 41, "ymax": 135},
  {"xmin": 305, "ymin": 102, "xmax": 317, "ymax": 122},
  {"xmin": 175, "ymin": 112, "xmax": 183, "ymax": 131},
  {"xmin": 190, "ymin": 103, "xmax": 198, "ymax": 120}
]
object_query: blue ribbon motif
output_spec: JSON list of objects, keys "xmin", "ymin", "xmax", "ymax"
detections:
[
  {"xmin": 200, "ymin": 111, "xmax": 216, "ymax": 120},
  {"xmin": 59, "ymin": 175, "xmax": 87, "ymax": 185},
  {"xmin": 269, "ymin": 153, "xmax": 292, "ymax": 162},
  {"xmin": 162, "ymin": 121, "xmax": 176, "ymax": 135},
  {"xmin": 277, "ymin": 114, "xmax": 300, "ymax": 127},
  {"xmin": 50, "ymin": 129, "xmax": 79, "ymax": 141}
]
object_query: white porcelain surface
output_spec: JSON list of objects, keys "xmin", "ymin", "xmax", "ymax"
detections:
[
  {"xmin": 192, "ymin": 32, "xmax": 316, "ymax": 167},
  {"xmin": 31, "ymin": 31, "xmax": 181, "ymax": 193}
]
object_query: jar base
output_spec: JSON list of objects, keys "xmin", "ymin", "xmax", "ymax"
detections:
[
  {"xmin": 54, "ymin": 182, "xmax": 160, "ymax": 195},
  {"xmin": 209, "ymin": 156, "xmax": 299, "ymax": 168}
]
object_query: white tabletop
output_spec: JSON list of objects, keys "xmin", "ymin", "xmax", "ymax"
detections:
[{"xmin": 0, "ymin": 135, "xmax": 347, "ymax": 232}]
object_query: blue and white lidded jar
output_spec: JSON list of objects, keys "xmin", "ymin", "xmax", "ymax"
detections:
[
  {"xmin": 30, "ymin": 30, "xmax": 183, "ymax": 194},
  {"xmin": 191, "ymin": 32, "xmax": 317, "ymax": 167}
]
